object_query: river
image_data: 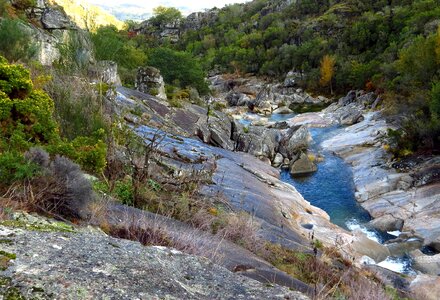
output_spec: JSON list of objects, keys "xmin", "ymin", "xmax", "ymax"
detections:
[{"xmin": 267, "ymin": 114, "xmax": 416, "ymax": 274}]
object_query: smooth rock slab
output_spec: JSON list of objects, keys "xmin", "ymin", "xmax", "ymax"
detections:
[{"xmin": 0, "ymin": 224, "xmax": 308, "ymax": 300}]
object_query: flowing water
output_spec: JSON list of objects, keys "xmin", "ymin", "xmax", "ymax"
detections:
[{"xmin": 279, "ymin": 126, "xmax": 415, "ymax": 274}]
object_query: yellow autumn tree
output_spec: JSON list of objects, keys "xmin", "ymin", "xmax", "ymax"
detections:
[{"xmin": 319, "ymin": 54, "xmax": 336, "ymax": 94}]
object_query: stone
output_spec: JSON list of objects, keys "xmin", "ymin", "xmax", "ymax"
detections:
[
  {"xmin": 235, "ymin": 127, "xmax": 280, "ymax": 159},
  {"xmin": 369, "ymin": 214, "xmax": 403, "ymax": 232},
  {"xmin": 254, "ymin": 100, "xmax": 272, "ymax": 115},
  {"xmin": 410, "ymin": 275, "xmax": 440, "ymax": 300},
  {"xmin": 412, "ymin": 253, "xmax": 440, "ymax": 275},
  {"xmin": 226, "ymin": 92, "xmax": 251, "ymax": 107},
  {"xmin": 278, "ymin": 126, "xmax": 310, "ymax": 159},
  {"xmin": 385, "ymin": 238, "xmax": 424, "ymax": 257},
  {"xmin": 283, "ymin": 71, "xmax": 301, "ymax": 87},
  {"xmin": 41, "ymin": 7, "xmax": 73, "ymax": 29},
  {"xmin": 273, "ymin": 106, "xmax": 293, "ymax": 114},
  {"xmin": 350, "ymin": 232, "xmax": 391, "ymax": 263},
  {"xmin": 289, "ymin": 152, "xmax": 317, "ymax": 176},
  {"xmin": 272, "ymin": 153, "xmax": 284, "ymax": 168},
  {"xmin": 338, "ymin": 90, "xmax": 357, "ymax": 106},
  {"xmin": 339, "ymin": 105, "xmax": 364, "ymax": 125},
  {"xmin": 135, "ymin": 67, "xmax": 167, "ymax": 100},
  {"xmin": 89, "ymin": 61, "xmax": 121, "ymax": 86},
  {"xmin": 356, "ymin": 92, "xmax": 376, "ymax": 107},
  {"xmin": 0, "ymin": 222, "xmax": 309, "ymax": 299},
  {"xmin": 268, "ymin": 121, "xmax": 289, "ymax": 130}
]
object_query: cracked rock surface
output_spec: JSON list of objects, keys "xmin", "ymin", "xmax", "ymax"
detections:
[{"xmin": 0, "ymin": 215, "xmax": 308, "ymax": 300}]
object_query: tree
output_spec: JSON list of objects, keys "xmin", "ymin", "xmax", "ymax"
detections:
[
  {"xmin": 150, "ymin": 6, "xmax": 182, "ymax": 27},
  {"xmin": 319, "ymin": 54, "xmax": 336, "ymax": 94},
  {"xmin": 148, "ymin": 48, "xmax": 209, "ymax": 95}
]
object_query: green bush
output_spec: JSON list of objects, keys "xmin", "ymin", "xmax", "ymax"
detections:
[
  {"xmin": 0, "ymin": 18, "xmax": 36, "ymax": 62},
  {"xmin": 0, "ymin": 57, "xmax": 108, "ymax": 176},
  {"xmin": 0, "ymin": 151, "xmax": 40, "ymax": 185},
  {"xmin": 0, "ymin": 57, "xmax": 58, "ymax": 151}
]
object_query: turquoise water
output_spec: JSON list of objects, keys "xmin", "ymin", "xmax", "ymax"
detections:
[
  {"xmin": 269, "ymin": 113, "xmax": 296, "ymax": 122},
  {"xmin": 281, "ymin": 127, "xmax": 391, "ymax": 241},
  {"xmin": 238, "ymin": 112, "xmax": 297, "ymax": 127},
  {"xmin": 280, "ymin": 126, "xmax": 417, "ymax": 274}
]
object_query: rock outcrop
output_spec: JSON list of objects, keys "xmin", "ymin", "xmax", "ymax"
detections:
[
  {"xmin": 0, "ymin": 214, "xmax": 309, "ymax": 299},
  {"xmin": 135, "ymin": 67, "xmax": 167, "ymax": 100},
  {"xmin": 11, "ymin": 0, "xmax": 95, "ymax": 66}
]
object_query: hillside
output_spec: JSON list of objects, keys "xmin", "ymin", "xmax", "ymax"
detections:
[
  {"xmin": 0, "ymin": 0, "xmax": 440, "ymax": 299},
  {"xmin": 53, "ymin": 0, "xmax": 124, "ymax": 30},
  {"xmin": 133, "ymin": 0, "xmax": 440, "ymax": 154}
]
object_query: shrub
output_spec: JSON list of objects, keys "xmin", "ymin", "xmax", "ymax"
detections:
[
  {"xmin": 2, "ymin": 148, "xmax": 95, "ymax": 220},
  {"xmin": 0, "ymin": 56, "xmax": 58, "ymax": 151},
  {"xmin": 0, "ymin": 18, "xmax": 36, "ymax": 62},
  {"xmin": 0, "ymin": 151, "xmax": 40, "ymax": 185}
]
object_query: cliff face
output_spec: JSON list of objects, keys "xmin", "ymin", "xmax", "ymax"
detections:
[{"xmin": 9, "ymin": 0, "xmax": 94, "ymax": 66}]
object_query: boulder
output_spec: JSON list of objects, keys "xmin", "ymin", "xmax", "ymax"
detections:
[
  {"xmin": 90, "ymin": 61, "xmax": 121, "ymax": 86},
  {"xmin": 351, "ymin": 232, "xmax": 391, "ymax": 263},
  {"xmin": 339, "ymin": 105, "xmax": 364, "ymax": 125},
  {"xmin": 278, "ymin": 126, "xmax": 310, "ymax": 159},
  {"xmin": 356, "ymin": 92, "xmax": 376, "ymax": 107},
  {"xmin": 412, "ymin": 251, "xmax": 440, "ymax": 275},
  {"xmin": 0, "ymin": 220, "xmax": 309, "ymax": 299},
  {"xmin": 235, "ymin": 127, "xmax": 280, "ymax": 159},
  {"xmin": 272, "ymin": 153, "xmax": 284, "ymax": 168},
  {"xmin": 268, "ymin": 121, "xmax": 289, "ymax": 130},
  {"xmin": 338, "ymin": 90, "xmax": 357, "ymax": 106},
  {"xmin": 289, "ymin": 153, "xmax": 317, "ymax": 176},
  {"xmin": 410, "ymin": 275, "xmax": 440, "ymax": 300},
  {"xmin": 369, "ymin": 214, "xmax": 403, "ymax": 232},
  {"xmin": 253, "ymin": 100, "xmax": 272, "ymax": 115},
  {"xmin": 385, "ymin": 238, "xmax": 424, "ymax": 257},
  {"xmin": 135, "ymin": 67, "xmax": 167, "ymax": 100},
  {"xmin": 226, "ymin": 92, "xmax": 251, "ymax": 107},
  {"xmin": 283, "ymin": 71, "xmax": 301, "ymax": 87},
  {"xmin": 273, "ymin": 106, "xmax": 293, "ymax": 114},
  {"xmin": 41, "ymin": 7, "xmax": 73, "ymax": 29}
]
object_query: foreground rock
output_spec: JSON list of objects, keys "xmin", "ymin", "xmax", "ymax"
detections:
[{"xmin": 0, "ymin": 217, "xmax": 308, "ymax": 299}]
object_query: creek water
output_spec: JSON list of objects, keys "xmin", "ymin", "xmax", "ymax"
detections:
[{"xmin": 276, "ymin": 122, "xmax": 416, "ymax": 274}]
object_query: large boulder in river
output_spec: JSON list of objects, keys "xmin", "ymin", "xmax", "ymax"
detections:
[
  {"xmin": 234, "ymin": 127, "xmax": 281, "ymax": 159},
  {"xmin": 412, "ymin": 251, "xmax": 440, "ymax": 275},
  {"xmin": 226, "ymin": 91, "xmax": 251, "ymax": 106},
  {"xmin": 278, "ymin": 126, "xmax": 310, "ymax": 159},
  {"xmin": 196, "ymin": 111, "xmax": 235, "ymax": 151},
  {"xmin": 289, "ymin": 152, "xmax": 317, "ymax": 176}
]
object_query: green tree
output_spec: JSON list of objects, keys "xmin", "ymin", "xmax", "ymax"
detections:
[
  {"xmin": 148, "ymin": 48, "xmax": 209, "ymax": 95},
  {"xmin": 150, "ymin": 6, "xmax": 182, "ymax": 27},
  {"xmin": 91, "ymin": 25, "xmax": 147, "ymax": 85}
]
